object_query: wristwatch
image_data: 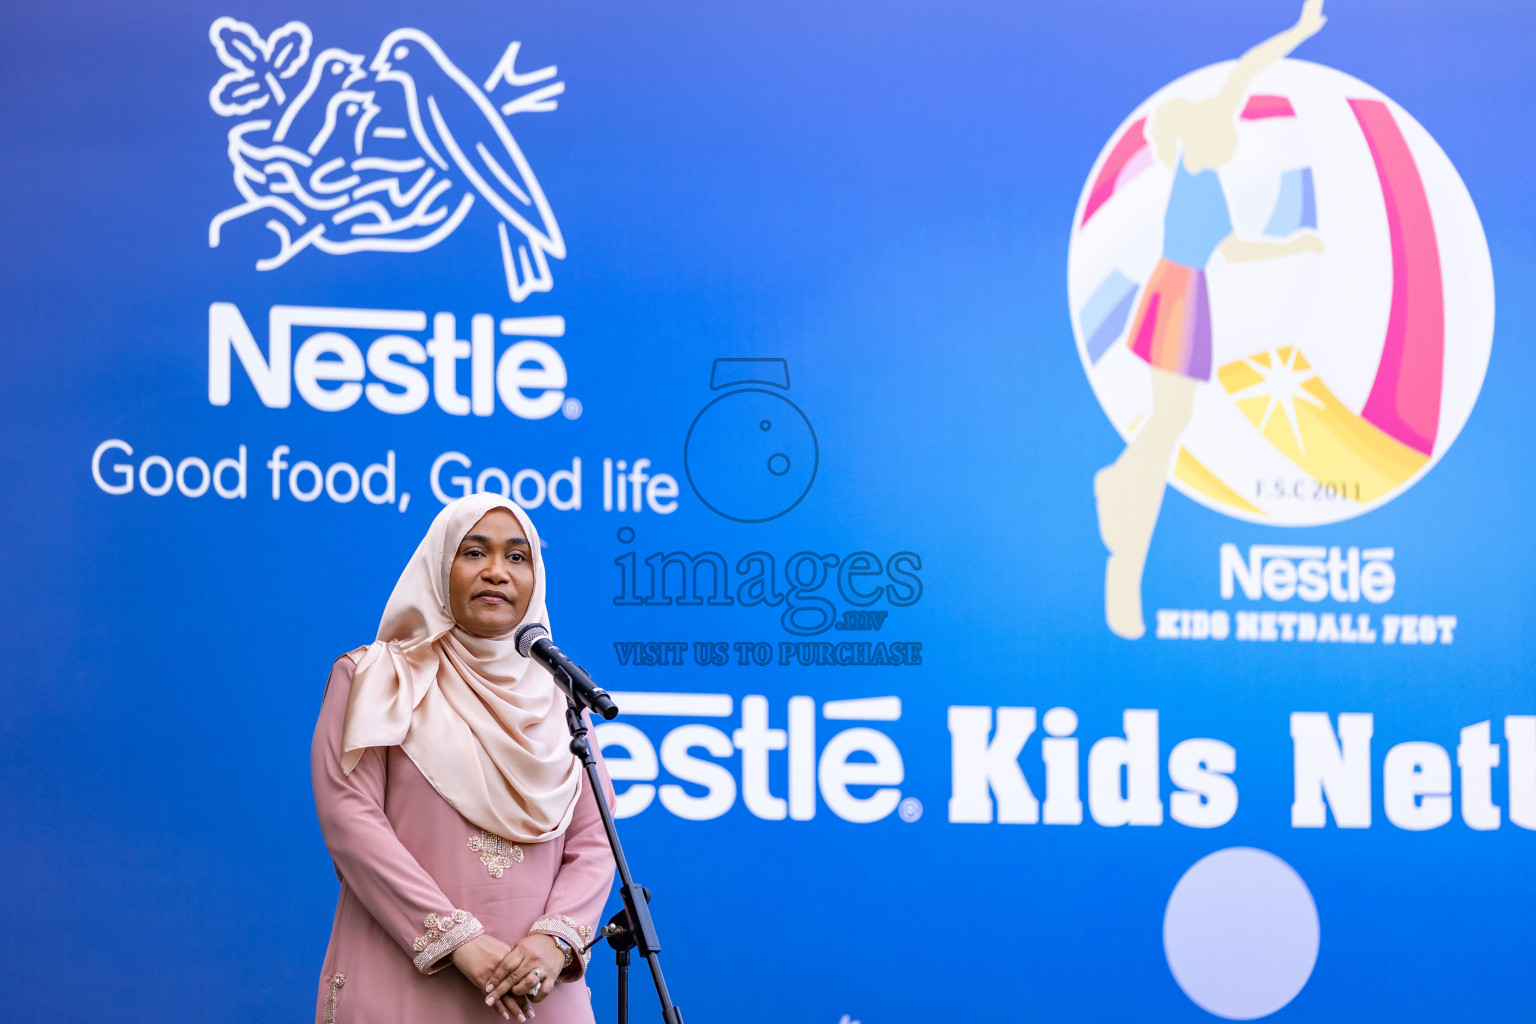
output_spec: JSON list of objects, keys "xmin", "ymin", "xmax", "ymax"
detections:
[{"xmin": 552, "ymin": 936, "xmax": 574, "ymax": 971}]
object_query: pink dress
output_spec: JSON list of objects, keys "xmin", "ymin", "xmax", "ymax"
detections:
[{"xmin": 311, "ymin": 654, "xmax": 617, "ymax": 1024}]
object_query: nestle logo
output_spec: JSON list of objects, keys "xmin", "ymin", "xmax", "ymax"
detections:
[
  {"xmin": 208, "ymin": 303, "xmax": 570, "ymax": 418},
  {"xmin": 1220, "ymin": 543, "xmax": 1396, "ymax": 604}
]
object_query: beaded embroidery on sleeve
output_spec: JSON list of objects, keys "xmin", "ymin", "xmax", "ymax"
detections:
[
  {"xmin": 411, "ymin": 908, "xmax": 484, "ymax": 973},
  {"xmin": 530, "ymin": 915, "xmax": 597, "ymax": 977}
]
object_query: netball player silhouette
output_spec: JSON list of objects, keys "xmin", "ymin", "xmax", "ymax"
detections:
[{"xmin": 1094, "ymin": 0, "xmax": 1328, "ymax": 639}]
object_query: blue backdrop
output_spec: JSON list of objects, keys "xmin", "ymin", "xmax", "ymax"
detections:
[{"xmin": 2, "ymin": 1, "xmax": 1532, "ymax": 1020}]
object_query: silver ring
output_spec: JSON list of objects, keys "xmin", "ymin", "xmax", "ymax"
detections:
[{"xmin": 530, "ymin": 980, "xmax": 542, "ymax": 999}]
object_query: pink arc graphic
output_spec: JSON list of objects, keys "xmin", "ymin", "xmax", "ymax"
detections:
[
  {"xmin": 1240, "ymin": 94, "xmax": 1296, "ymax": 120},
  {"xmin": 1351, "ymin": 98, "xmax": 1445, "ymax": 455},
  {"xmin": 1080, "ymin": 116, "xmax": 1150, "ymax": 227}
]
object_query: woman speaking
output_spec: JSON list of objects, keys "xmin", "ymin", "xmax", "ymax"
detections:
[{"xmin": 311, "ymin": 493, "xmax": 616, "ymax": 1023}]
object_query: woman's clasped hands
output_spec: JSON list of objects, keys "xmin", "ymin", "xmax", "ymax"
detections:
[
  {"xmin": 452, "ymin": 932, "xmax": 567, "ymax": 1021},
  {"xmin": 485, "ymin": 934, "xmax": 567, "ymax": 1015},
  {"xmin": 449, "ymin": 932, "xmax": 552, "ymax": 1021}
]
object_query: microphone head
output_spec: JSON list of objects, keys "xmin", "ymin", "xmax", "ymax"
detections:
[{"xmin": 514, "ymin": 622, "xmax": 550, "ymax": 657}]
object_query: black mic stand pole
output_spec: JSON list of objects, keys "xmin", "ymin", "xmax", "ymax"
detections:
[
  {"xmin": 562, "ymin": 696, "xmax": 684, "ymax": 1024},
  {"xmin": 605, "ymin": 904, "xmax": 634, "ymax": 1024}
]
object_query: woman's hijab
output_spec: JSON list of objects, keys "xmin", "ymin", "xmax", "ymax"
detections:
[{"xmin": 339, "ymin": 492, "xmax": 583, "ymax": 843}]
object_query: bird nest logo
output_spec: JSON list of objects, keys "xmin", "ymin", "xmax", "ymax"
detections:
[
  {"xmin": 206, "ymin": 17, "xmax": 565, "ymax": 302},
  {"xmin": 1069, "ymin": 2, "xmax": 1494, "ymax": 638}
]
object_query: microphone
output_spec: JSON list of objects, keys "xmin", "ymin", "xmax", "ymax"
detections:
[{"xmin": 514, "ymin": 623, "xmax": 620, "ymax": 720}]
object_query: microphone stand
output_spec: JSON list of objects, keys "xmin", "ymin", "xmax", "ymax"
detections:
[{"xmin": 563, "ymin": 699, "xmax": 684, "ymax": 1024}]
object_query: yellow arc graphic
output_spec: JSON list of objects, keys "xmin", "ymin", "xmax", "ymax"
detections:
[
  {"xmin": 1179, "ymin": 348, "xmax": 1431, "ymax": 515},
  {"xmin": 1172, "ymin": 347, "xmax": 1430, "ymax": 515}
]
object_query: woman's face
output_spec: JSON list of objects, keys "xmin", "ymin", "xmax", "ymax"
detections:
[{"xmin": 447, "ymin": 508, "xmax": 536, "ymax": 638}]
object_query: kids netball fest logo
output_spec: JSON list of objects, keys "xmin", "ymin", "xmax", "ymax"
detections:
[{"xmin": 1068, "ymin": 1, "xmax": 1494, "ymax": 639}]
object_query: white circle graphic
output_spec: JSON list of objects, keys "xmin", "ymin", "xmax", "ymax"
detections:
[
  {"xmin": 1163, "ymin": 847, "xmax": 1320, "ymax": 1019},
  {"xmin": 1069, "ymin": 60, "xmax": 1493, "ymax": 525}
]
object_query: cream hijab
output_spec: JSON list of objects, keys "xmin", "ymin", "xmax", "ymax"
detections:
[{"xmin": 340, "ymin": 492, "xmax": 582, "ymax": 843}]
